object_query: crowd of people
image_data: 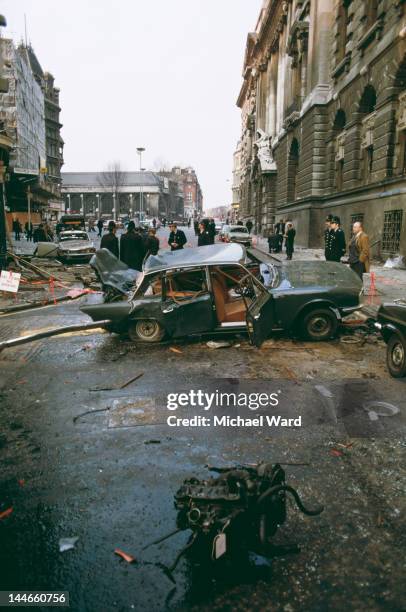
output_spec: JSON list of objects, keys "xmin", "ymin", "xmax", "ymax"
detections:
[
  {"xmin": 324, "ymin": 214, "xmax": 370, "ymax": 278},
  {"xmin": 101, "ymin": 221, "xmax": 160, "ymax": 271},
  {"xmin": 267, "ymin": 219, "xmax": 296, "ymax": 260}
]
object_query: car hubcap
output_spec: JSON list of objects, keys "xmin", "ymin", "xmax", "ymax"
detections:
[
  {"xmin": 309, "ymin": 316, "xmax": 330, "ymax": 336},
  {"xmin": 138, "ymin": 321, "xmax": 156, "ymax": 338},
  {"xmin": 392, "ymin": 342, "xmax": 404, "ymax": 368}
]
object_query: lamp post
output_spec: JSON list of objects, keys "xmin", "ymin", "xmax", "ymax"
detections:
[
  {"xmin": 112, "ymin": 193, "xmax": 116, "ymax": 221},
  {"xmin": 80, "ymin": 193, "xmax": 84, "ymax": 216},
  {"xmin": 137, "ymin": 147, "xmax": 145, "ymax": 218},
  {"xmin": 96, "ymin": 193, "xmax": 101, "ymax": 217}
]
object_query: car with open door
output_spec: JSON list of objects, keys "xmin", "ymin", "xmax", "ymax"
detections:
[{"xmin": 80, "ymin": 243, "xmax": 362, "ymax": 344}]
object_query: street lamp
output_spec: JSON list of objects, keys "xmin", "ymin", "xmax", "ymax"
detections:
[
  {"xmin": 96, "ymin": 193, "xmax": 101, "ymax": 217},
  {"xmin": 137, "ymin": 147, "xmax": 145, "ymax": 217}
]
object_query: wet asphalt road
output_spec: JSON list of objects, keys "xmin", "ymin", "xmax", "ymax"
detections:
[{"xmin": 0, "ymin": 227, "xmax": 405, "ymax": 611}]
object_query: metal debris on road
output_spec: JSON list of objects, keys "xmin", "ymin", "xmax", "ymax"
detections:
[
  {"xmin": 114, "ymin": 548, "xmax": 136, "ymax": 563},
  {"xmin": 73, "ymin": 407, "xmax": 110, "ymax": 424},
  {"xmin": 59, "ymin": 537, "xmax": 79, "ymax": 552},
  {"xmin": 206, "ymin": 340, "xmax": 232, "ymax": 349},
  {"xmin": 89, "ymin": 372, "xmax": 144, "ymax": 392},
  {"xmin": 169, "ymin": 347, "xmax": 183, "ymax": 354},
  {"xmin": 0, "ymin": 506, "xmax": 14, "ymax": 520},
  {"xmin": 144, "ymin": 439, "xmax": 161, "ymax": 445}
]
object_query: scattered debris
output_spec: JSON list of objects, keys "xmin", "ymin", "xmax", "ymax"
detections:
[
  {"xmin": 0, "ymin": 506, "xmax": 13, "ymax": 520},
  {"xmin": 206, "ymin": 340, "xmax": 232, "ymax": 349},
  {"xmin": 59, "ymin": 537, "xmax": 79, "ymax": 552},
  {"xmin": 114, "ymin": 548, "xmax": 136, "ymax": 563},
  {"xmin": 169, "ymin": 347, "xmax": 183, "ymax": 354},
  {"xmin": 0, "ymin": 320, "xmax": 112, "ymax": 352},
  {"xmin": 144, "ymin": 439, "xmax": 161, "ymax": 445},
  {"xmin": 90, "ymin": 372, "xmax": 144, "ymax": 392},
  {"xmin": 73, "ymin": 407, "xmax": 110, "ymax": 424},
  {"xmin": 383, "ymin": 255, "xmax": 406, "ymax": 270},
  {"xmin": 330, "ymin": 449, "xmax": 343, "ymax": 457}
]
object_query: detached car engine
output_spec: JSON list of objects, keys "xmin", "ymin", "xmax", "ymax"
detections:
[{"xmin": 146, "ymin": 463, "xmax": 324, "ymax": 572}]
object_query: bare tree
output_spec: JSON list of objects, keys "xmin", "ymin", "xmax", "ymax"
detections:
[
  {"xmin": 97, "ymin": 161, "xmax": 126, "ymax": 220},
  {"xmin": 153, "ymin": 157, "xmax": 172, "ymax": 173}
]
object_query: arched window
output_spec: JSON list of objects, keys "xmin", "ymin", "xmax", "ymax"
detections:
[
  {"xmin": 333, "ymin": 110, "xmax": 346, "ymax": 190},
  {"xmin": 287, "ymin": 139, "xmax": 299, "ymax": 202},
  {"xmin": 358, "ymin": 85, "xmax": 377, "ymax": 183}
]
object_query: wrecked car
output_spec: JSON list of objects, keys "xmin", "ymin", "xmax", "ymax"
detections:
[
  {"xmin": 80, "ymin": 243, "xmax": 362, "ymax": 346},
  {"xmin": 56, "ymin": 230, "xmax": 96, "ymax": 263},
  {"xmin": 375, "ymin": 301, "xmax": 406, "ymax": 378}
]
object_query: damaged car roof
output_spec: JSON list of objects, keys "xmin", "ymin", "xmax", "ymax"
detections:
[{"xmin": 144, "ymin": 243, "xmax": 245, "ymax": 272}]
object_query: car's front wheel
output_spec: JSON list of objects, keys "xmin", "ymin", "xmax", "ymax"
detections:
[
  {"xmin": 386, "ymin": 334, "xmax": 406, "ymax": 378},
  {"xmin": 128, "ymin": 319, "xmax": 165, "ymax": 343},
  {"xmin": 300, "ymin": 308, "xmax": 338, "ymax": 341}
]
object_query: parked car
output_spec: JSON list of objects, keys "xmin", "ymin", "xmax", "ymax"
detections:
[
  {"xmin": 57, "ymin": 230, "xmax": 96, "ymax": 263},
  {"xmin": 222, "ymin": 224, "xmax": 252, "ymax": 246},
  {"xmin": 375, "ymin": 302, "xmax": 406, "ymax": 377},
  {"xmin": 214, "ymin": 219, "xmax": 224, "ymax": 234},
  {"xmin": 81, "ymin": 243, "xmax": 362, "ymax": 345}
]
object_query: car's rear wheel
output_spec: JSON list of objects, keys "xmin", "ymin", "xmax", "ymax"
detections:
[
  {"xmin": 300, "ymin": 308, "xmax": 338, "ymax": 341},
  {"xmin": 386, "ymin": 334, "xmax": 406, "ymax": 378},
  {"xmin": 128, "ymin": 319, "xmax": 165, "ymax": 343}
]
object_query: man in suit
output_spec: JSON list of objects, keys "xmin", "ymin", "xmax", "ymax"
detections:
[
  {"xmin": 120, "ymin": 221, "xmax": 145, "ymax": 270},
  {"xmin": 329, "ymin": 216, "xmax": 346, "ymax": 262},
  {"xmin": 324, "ymin": 215, "xmax": 333, "ymax": 260},
  {"xmin": 198, "ymin": 221, "xmax": 212, "ymax": 246},
  {"xmin": 168, "ymin": 222, "xmax": 187, "ymax": 251},
  {"xmin": 349, "ymin": 221, "xmax": 370, "ymax": 278},
  {"xmin": 101, "ymin": 220, "xmax": 119, "ymax": 258}
]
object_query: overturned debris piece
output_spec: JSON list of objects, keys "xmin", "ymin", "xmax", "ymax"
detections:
[
  {"xmin": 0, "ymin": 506, "xmax": 13, "ymax": 520},
  {"xmin": 59, "ymin": 537, "xmax": 79, "ymax": 552},
  {"xmin": 206, "ymin": 340, "xmax": 231, "ymax": 349},
  {"xmin": 114, "ymin": 548, "xmax": 136, "ymax": 563},
  {"xmin": 0, "ymin": 320, "xmax": 112, "ymax": 352},
  {"xmin": 169, "ymin": 347, "xmax": 183, "ymax": 354}
]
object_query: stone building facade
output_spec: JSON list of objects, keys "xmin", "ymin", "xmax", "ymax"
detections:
[{"xmin": 236, "ymin": 0, "xmax": 406, "ymax": 255}]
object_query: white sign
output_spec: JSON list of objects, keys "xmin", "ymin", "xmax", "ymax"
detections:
[{"xmin": 0, "ymin": 270, "xmax": 21, "ymax": 293}]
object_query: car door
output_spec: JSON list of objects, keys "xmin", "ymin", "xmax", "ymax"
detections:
[
  {"xmin": 161, "ymin": 267, "xmax": 215, "ymax": 337},
  {"xmin": 239, "ymin": 273, "xmax": 275, "ymax": 347}
]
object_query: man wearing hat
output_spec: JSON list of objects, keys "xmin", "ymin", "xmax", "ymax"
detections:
[
  {"xmin": 168, "ymin": 222, "xmax": 187, "ymax": 251},
  {"xmin": 328, "ymin": 216, "xmax": 346, "ymax": 262},
  {"xmin": 101, "ymin": 220, "xmax": 119, "ymax": 258}
]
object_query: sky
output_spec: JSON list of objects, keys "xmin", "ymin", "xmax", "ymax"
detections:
[{"xmin": 2, "ymin": 0, "xmax": 262, "ymax": 210}]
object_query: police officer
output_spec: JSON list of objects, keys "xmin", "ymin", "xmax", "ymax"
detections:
[
  {"xmin": 324, "ymin": 215, "xmax": 333, "ymax": 261},
  {"xmin": 328, "ymin": 216, "xmax": 346, "ymax": 262},
  {"xmin": 197, "ymin": 221, "xmax": 212, "ymax": 246}
]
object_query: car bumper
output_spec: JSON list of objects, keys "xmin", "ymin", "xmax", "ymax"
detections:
[{"xmin": 59, "ymin": 252, "xmax": 95, "ymax": 263}]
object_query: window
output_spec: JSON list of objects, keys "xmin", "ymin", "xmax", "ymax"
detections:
[
  {"xmin": 333, "ymin": 110, "xmax": 346, "ymax": 191},
  {"xmin": 186, "ymin": 192, "xmax": 192, "ymax": 201},
  {"xmin": 287, "ymin": 139, "xmax": 299, "ymax": 202},
  {"xmin": 382, "ymin": 210, "xmax": 403, "ymax": 253},
  {"xmin": 164, "ymin": 268, "xmax": 208, "ymax": 301},
  {"xmin": 362, "ymin": 145, "xmax": 374, "ymax": 182},
  {"xmin": 336, "ymin": 159, "xmax": 344, "ymax": 191}
]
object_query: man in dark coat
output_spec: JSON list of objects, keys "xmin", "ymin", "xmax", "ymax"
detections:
[
  {"xmin": 13, "ymin": 218, "xmax": 21, "ymax": 240},
  {"xmin": 33, "ymin": 224, "xmax": 48, "ymax": 243},
  {"xmin": 194, "ymin": 220, "xmax": 199, "ymax": 236},
  {"xmin": 25, "ymin": 221, "xmax": 33, "ymax": 241},
  {"xmin": 246, "ymin": 219, "xmax": 253, "ymax": 234},
  {"xmin": 145, "ymin": 228, "xmax": 160, "ymax": 256},
  {"xmin": 328, "ymin": 216, "xmax": 346, "ymax": 262},
  {"xmin": 275, "ymin": 218, "xmax": 285, "ymax": 236},
  {"xmin": 97, "ymin": 218, "xmax": 104, "ymax": 238},
  {"xmin": 208, "ymin": 218, "xmax": 216, "ymax": 244},
  {"xmin": 120, "ymin": 221, "xmax": 145, "ymax": 270},
  {"xmin": 324, "ymin": 215, "xmax": 333, "ymax": 261},
  {"xmin": 198, "ymin": 221, "xmax": 212, "ymax": 246},
  {"xmin": 101, "ymin": 220, "xmax": 119, "ymax": 258},
  {"xmin": 168, "ymin": 223, "xmax": 187, "ymax": 251},
  {"xmin": 285, "ymin": 222, "xmax": 296, "ymax": 260}
]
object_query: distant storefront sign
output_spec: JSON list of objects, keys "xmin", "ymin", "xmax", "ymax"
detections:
[{"xmin": 14, "ymin": 168, "xmax": 38, "ymax": 176}]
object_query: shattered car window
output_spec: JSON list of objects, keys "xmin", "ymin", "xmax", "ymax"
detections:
[
  {"xmin": 164, "ymin": 268, "xmax": 208, "ymax": 301},
  {"xmin": 135, "ymin": 272, "xmax": 163, "ymax": 297}
]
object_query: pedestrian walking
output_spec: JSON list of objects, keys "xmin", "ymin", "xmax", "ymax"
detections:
[
  {"xmin": 12, "ymin": 218, "xmax": 22, "ymax": 241},
  {"xmin": 267, "ymin": 228, "xmax": 280, "ymax": 253},
  {"xmin": 101, "ymin": 220, "xmax": 119, "ymax": 258},
  {"xmin": 275, "ymin": 218, "xmax": 285, "ymax": 236},
  {"xmin": 246, "ymin": 219, "xmax": 253, "ymax": 234},
  {"xmin": 324, "ymin": 215, "xmax": 333, "ymax": 261},
  {"xmin": 162, "ymin": 217, "xmax": 167, "ymax": 228},
  {"xmin": 152, "ymin": 217, "xmax": 157, "ymax": 229},
  {"xmin": 198, "ymin": 221, "xmax": 212, "ymax": 246},
  {"xmin": 43, "ymin": 222, "xmax": 54, "ymax": 241},
  {"xmin": 168, "ymin": 222, "xmax": 187, "ymax": 251},
  {"xmin": 285, "ymin": 222, "xmax": 296, "ymax": 260},
  {"xmin": 194, "ymin": 220, "xmax": 199, "ymax": 236},
  {"xmin": 119, "ymin": 221, "xmax": 145, "ymax": 270},
  {"xmin": 187, "ymin": 217, "xmax": 191, "ymax": 228},
  {"xmin": 328, "ymin": 216, "xmax": 346, "ymax": 262},
  {"xmin": 348, "ymin": 221, "xmax": 370, "ymax": 279},
  {"xmin": 25, "ymin": 221, "xmax": 33, "ymax": 241},
  {"xmin": 97, "ymin": 218, "xmax": 104, "ymax": 238}
]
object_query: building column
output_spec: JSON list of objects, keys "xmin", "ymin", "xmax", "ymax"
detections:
[{"xmin": 307, "ymin": 0, "xmax": 333, "ymax": 105}]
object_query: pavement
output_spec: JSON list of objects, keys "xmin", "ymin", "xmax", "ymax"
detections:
[{"xmin": 0, "ymin": 224, "xmax": 405, "ymax": 611}]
